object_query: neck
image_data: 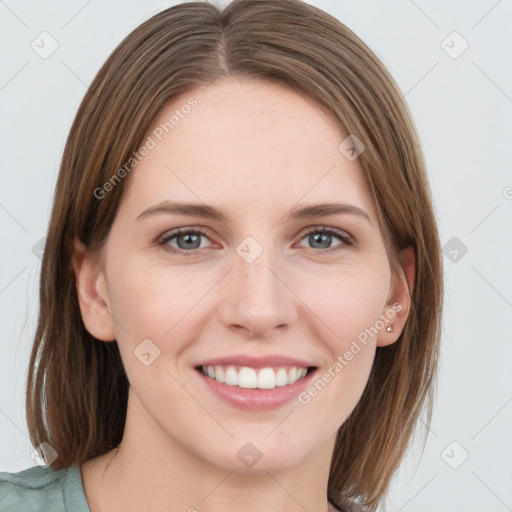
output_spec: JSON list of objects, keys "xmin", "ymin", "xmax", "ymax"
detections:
[{"xmin": 80, "ymin": 391, "xmax": 337, "ymax": 512}]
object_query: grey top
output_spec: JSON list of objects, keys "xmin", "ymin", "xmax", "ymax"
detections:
[
  {"xmin": 0, "ymin": 464, "xmax": 371, "ymax": 511},
  {"xmin": 0, "ymin": 465, "xmax": 89, "ymax": 512}
]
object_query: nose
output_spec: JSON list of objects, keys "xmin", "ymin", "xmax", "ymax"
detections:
[{"xmin": 217, "ymin": 245, "xmax": 298, "ymax": 339}]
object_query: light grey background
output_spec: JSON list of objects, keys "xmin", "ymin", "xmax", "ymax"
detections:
[{"xmin": 1, "ymin": 1, "xmax": 511, "ymax": 511}]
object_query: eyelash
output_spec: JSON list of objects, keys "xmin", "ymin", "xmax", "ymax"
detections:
[{"xmin": 157, "ymin": 226, "xmax": 354, "ymax": 256}]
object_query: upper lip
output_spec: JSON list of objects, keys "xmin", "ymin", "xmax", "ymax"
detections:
[{"xmin": 195, "ymin": 355, "xmax": 317, "ymax": 369}]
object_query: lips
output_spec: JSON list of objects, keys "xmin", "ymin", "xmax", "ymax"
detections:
[{"xmin": 194, "ymin": 355, "xmax": 318, "ymax": 411}]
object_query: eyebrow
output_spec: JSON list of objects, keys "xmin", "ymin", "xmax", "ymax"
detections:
[{"xmin": 136, "ymin": 201, "xmax": 372, "ymax": 224}]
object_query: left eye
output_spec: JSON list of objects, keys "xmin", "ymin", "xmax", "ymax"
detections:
[
  {"xmin": 158, "ymin": 227, "xmax": 353, "ymax": 255},
  {"xmin": 297, "ymin": 227, "xmax": 353, "ymax": 251}
]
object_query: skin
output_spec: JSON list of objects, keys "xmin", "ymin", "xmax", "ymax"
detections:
[{"xmin": 73, "ymin": 77, "xmax": 415, "ymax": 512}]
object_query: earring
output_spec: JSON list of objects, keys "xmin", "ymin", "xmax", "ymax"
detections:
[{"xmin": 386, "ymin": 324, "xmax": 394, "ymax": 333}]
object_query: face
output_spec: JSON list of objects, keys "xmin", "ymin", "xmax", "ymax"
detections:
[{"xmin": 74, "ymin": 77, "xmax": 412, "ymax": 475}]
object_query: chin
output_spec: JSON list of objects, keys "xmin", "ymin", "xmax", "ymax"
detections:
[{"xmin": 200, "ymin": 434, "xmax": 315, "ymax": 475}]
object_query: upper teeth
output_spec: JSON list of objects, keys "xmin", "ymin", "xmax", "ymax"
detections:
[{"xmin": 201, "ymin": 365, "xmax": 308, "ymax": 389}]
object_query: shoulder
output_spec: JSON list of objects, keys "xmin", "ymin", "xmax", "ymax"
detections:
[{"xmin": 0, "ymin": 464, "xmax": 89, "ymax": 512}]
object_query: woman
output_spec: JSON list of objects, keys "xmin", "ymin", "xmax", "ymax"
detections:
[{"xmin": 0, "ymin": 0, "xmax": 443, "ymax": 511}]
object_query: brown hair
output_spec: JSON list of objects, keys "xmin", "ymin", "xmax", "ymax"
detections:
[{"xmin": 26, "ymin": 0, "xmax": 443, "ymax": 509}]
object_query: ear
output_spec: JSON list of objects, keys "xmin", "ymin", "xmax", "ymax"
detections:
[
  {"xmin": 377, "ymin": 245, "xmax": 415, "ymax": 347},
  {"xmin": 71, "ymin": 237, "xmax": 116, "ymax": 342}
]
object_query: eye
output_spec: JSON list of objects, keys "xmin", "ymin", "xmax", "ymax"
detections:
[
  {"xmin": 296, "ymin": 226, "xmax": 353, "ymax": 253},
  {"xmin": 157, "ymin": 226, "xmax": 354, "ymax": 256},
  {"xmin": 158, "ymin": 228, "xmax": 213, "ymax": 255}
]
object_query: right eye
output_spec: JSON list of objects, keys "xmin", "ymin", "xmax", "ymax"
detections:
[{"xmin": 158, "ymin": 228, "xmax": 214, "ymax": 255}]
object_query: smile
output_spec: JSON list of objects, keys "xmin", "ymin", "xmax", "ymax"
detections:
[
  {"xmin": 194, "ymin": 354, "xmax": 318, "ymax": 410},
  {"xmin": 199, "ymin": 365, "xmax": 311, "ymax": 389}
]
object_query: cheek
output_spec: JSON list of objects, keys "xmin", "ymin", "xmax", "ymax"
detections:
[
  {"xmin": 292, "ymin": 263, "xmax": 389, "ymax": 411},
  {"xmin": 293, "ymin": 260, "xmax": 390, "ymax": 343},
  {"xmin": 108, "ymin": 253, "xmax": 390, "ymax": 346},
  {"xmin": 104, "ymin": 258, "xmax": 195, "ymax": 359},
  {"xmin": 109, "ymin": 250, "xmax": 201, "ymax": 312}
]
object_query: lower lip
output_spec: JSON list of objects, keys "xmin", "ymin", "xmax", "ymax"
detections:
[{"xmin": 196, "ymin": 368, "xmax": 317, "ymax": 411}]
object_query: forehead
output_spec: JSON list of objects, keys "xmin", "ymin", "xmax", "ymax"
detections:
[{"xmin": 120, "ymin": 77, "xmax": 377, "ymax": 223}]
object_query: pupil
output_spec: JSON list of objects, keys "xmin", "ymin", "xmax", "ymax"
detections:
[
  {"xmin": 179, "ymin": 233, "xmax": 199, "ymax": 249},
  {"xmin": 312, "ymin": 232, "xmax": 330, "ymax": 249}
]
